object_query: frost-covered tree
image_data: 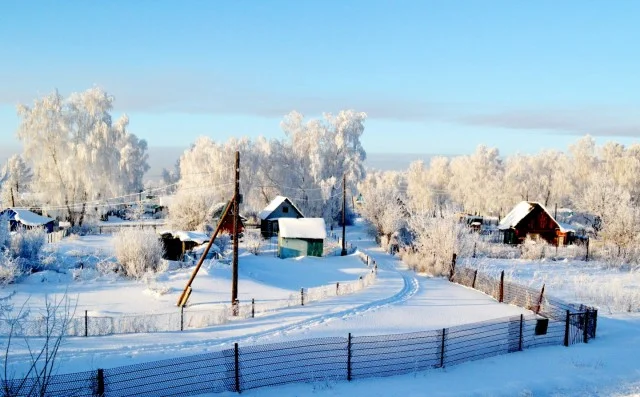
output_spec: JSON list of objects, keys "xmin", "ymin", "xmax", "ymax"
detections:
[
  {"xmin": 16, "ymin": 88, "xmax": 149, "ymax": 226},
  {"xmin": 0, "ymin": 154, "xmax": 32, "ymax": 207},
  {"xmin": 357, "ymin": 171, "xmax": 406, "ymax": 248}
]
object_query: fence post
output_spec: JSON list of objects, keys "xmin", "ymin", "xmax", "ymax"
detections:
[
  {"xmin": 347, "ymin": 333, "xmax": 352, "ymax": 381},
  {"xmin": 180, "ymin": 306, "xmax": 184, "ymax": 331},
  {"xmin": 85, "ymin": 310, "xmax": 88, "ymax": 337},
  {"xmin": 449, "ymin": 253, "xmax": 457, "ymax": 282},
  {"xmin": 519, "ymin": 314, "xmax": 524, "ymax": 351},
  {"xmin": 440, "ymin": 328, "xmax": 446, "ymax": 368},
  {"xmin": 336, "ymin": 282, "xmax": 340, "ymax": 295},
  {"xmin": 472, "ymin": 270, "xmax": 477, "ymax": 289},
  {"xmin": 592, "ymin": 309, "xmax": 598, "ymax": 339},
  {"xmin": 535, "ymin": 284, "xmax": 545, "ymax": 314},
  {"xmin": 499, "ymin": 270, "xmax": 505, "ymax": 303},
  {"xmin": 301, "ymin": 288, "xmax": 304, "ymax": 306},
  {"xmin": 472, "ymin": 242, "xmax": 477, "ymax": 258},
  {"xmin": 583, "ymin": 310, "xmax": 590, "ymax": 344},
  {"xmin": 234, "ymin": 343, "xmax": 240, "ymax": 393},
  {"xmin": 564, "ymin": 310, "xmax": 570, "ymax": 347},
  {"xmin": 251, "ymin": 298, "xmax": 255, "ymax": 318},
  {"xmin": 96, "ymin": 368, "xmax": 104, "ymax": 397},
  {"xmin": 585, "ymin": 237, "xmax": 590, "ymax": 262}
]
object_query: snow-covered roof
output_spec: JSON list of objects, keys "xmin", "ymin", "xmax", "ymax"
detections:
[
  {"xmin": 258, "ymin": 196, "xmax": 304, "ymax": 220},
  {"xmin": 1, "ymin": 208, "xmax": 54, "ymax": 226},
  {"xmin": 498, "ymin": 201, "xmax": 575, "ymax": 233},
  {"xmin": 160, "ymin": 230, "xmax": 210, "ymax": 244},
  {"xmin": 278, "ymin": 218, "xmax": 327, "ymax": 239}
]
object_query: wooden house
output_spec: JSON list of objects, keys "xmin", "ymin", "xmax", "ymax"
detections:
[
  {"xmin": 498, "ymin": 201, "xmax": 575, "ymax": 245},
  {"xmin": 207, "ymin": 202, "xmax": 246, "ymax": 236},
  {"xmin": 258, "ymin": 196, "xmax": 304, "ymax": 238},
  {"xmin": 277, "ymin": 218, "xmax": 326, "ymax": 259},
  {"xmin": 160, "ymin": 231, "xmax": 210, "ymax": 261},
  {"xmin": 0, "ymin": 208, "xmax": 56, "ymax": 233}
]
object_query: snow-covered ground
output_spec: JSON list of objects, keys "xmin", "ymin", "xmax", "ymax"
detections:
[{"xmin": 3, "ymin": 221, "xmax": 640, "ymax": 396}]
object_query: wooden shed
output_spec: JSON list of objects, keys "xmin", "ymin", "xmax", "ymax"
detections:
[
  {"xmin": 207, "ymin": 202, "xmax": 246, "ymax": 237},
  {"xmin": 160, "ymin": 231, "xmax": 210, "ymax": 261},
  {"xmin": 258, "ymin": 196, "xmax": 304, "ymax": 238},
  {"xmin": 498, "ymin": 201, "xmax": 575, "ymax": 245},
  {"xmin": 277, "ymin": 218, "xmax": 326, "ymax": 259}
]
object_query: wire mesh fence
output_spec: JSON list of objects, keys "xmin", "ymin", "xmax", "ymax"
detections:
[{"xmin": 0, "ymin": 264, "xmax": 377, "ymax": 338}]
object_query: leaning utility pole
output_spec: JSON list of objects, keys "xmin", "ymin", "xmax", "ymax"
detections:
[
  {"xmin": 341, "ymin": 174, "xmax": 347, "ymax": 256},
  {"xmin": 232, "ymin": 151, "xmax": 240, "ymax": 314}
]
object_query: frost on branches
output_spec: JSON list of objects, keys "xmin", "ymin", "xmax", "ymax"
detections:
[
  {"xmin": 114, "ymin": 228, "xmax": 165, "ymax": 279},
  {"xmin": 0, "ymin": 154, "xmax": 32, "ymax": 208},
  {"xmin": 16, "ymin": 88, "xmax": 149, "ymax": 226},
  {"xmin": 168, "ymin": 110, "xmax": 367, "ymax": 231}
]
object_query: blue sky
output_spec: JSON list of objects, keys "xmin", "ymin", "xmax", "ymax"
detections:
[{"xmin": 1, "ymin": 0, "xmax": 639, "ymax": 159}]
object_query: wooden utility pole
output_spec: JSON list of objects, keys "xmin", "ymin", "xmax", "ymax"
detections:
[
  {"xmin": 341, "ymin": 174, "xmax": 347, "ymax": 256},
  {"xmin": 232, "ymin": 151, "xmax": 240, "ymax": 314},
  {"xmin": 176, "ymin": 196, "xmax": 235, "ymax": 307}
]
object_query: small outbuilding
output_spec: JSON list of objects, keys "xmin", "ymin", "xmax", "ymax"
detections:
[
  {"xmin": 0, "ymin": 208, "xmax": 56, "ymax": 233},
  {"xmin": 160, "ymin": 230, "xmax": 211, "ymax": 261},
  {"xmin": 277, "ymin": 218, "xmax": 326, "ymax": 259},
  {"xmin": 259, "ymin": 196, "xmax": 304, "ymax": 238},
  {"xmin": 498, "ymin": 201, "xmax": 575, "ymax": 245},
  {"xmin": 207, "ymin": 202, "xmax": 246, "ymax": 236}
]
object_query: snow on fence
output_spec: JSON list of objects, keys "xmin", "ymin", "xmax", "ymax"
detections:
[
  {"xmin": 0, "ymin": 313, "xmax": 591, "ymax": 396},
  {"xmin": 46, "ymin": 228, "xmax": 70, "ymax": 244},
  {"xmin": 0, "ymin": 265, "xmax": 377, "ymax": 338}
]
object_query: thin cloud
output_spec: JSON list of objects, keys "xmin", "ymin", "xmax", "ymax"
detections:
[{"xmin": 458, "ymin": 108, "xmax": 640, "ymax": 137}]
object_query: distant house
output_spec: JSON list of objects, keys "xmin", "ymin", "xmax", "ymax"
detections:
[
  {"xmin": 498, "ymin": 201, "xmax": 575, "ymax": 245},
  {"xmin": 277, "ymin": 218, "xmax": 326, "ymax": 259},
  {"xmin": 160, "ymin": 230, "xmax": 211, "ymax": 261},
  {"xmin": 207, "ymin": 202, "xmax": 246, "ymax": 236},
  {"xmin": 258, "ymin": 196, "xmax": 304, "ymax": 238},
  {"xmin": 0, "ymin": 208, "xmax": 56, "ymax": 233}
]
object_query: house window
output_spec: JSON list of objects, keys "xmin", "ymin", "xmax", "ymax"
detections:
[{"xmin": 283, "ymin": 206, "xmax": 289, "ymax": 214}]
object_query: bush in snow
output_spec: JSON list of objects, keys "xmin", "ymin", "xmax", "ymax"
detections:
[
  {"xmin": 113, "ymin": 228, "xmax": 165, "ymax": 279},
  {"xmin": 214, "ymin": 232, "xmax": 231, "ymax": 255},
  {"xmin": 0, "ymin": 251, "xmax": 21, "ymax": 285},
  {"xmin": 519, "ymin": 236, "xmax": 550, "ymax": 260},
  {"xmin": 243, "ymin": 229, "xmax": 262, "ymax": 255},
  {"xmin": 10, "ymin": 227, "xmax": 46, "ymax": 269},
  {"xmin": 401, "ymin": 212, "xmax": 476, "ymax": 276}
]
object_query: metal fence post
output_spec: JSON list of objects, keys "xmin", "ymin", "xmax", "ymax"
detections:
[
  {"xmin": 449, "ymin": 254, "xmax": 457, "ymax": 282},
  {"xmin": 564, "ymin": 310, "xmax": 570, "ymax": 347},
  {"xmin": 583, "ymin": 310, "xmax": 590, "ymax": 344},
  {"xmin": 96, "ymin": 368, "xmax": 104, "ymax": 397},
  {"xmin": 519, "ymin": 314, "xmax": 524, "ymax": 351},
  {"xmin": 234, "ymin": 343, "xmax": 240, "ymax": 393},
  {"xmin": 536, "ymin": 284, "xmax": 545, "ymax": 314},
  {"xmin": 301, "ymin": 288, "xmax": 304, "ymax": 306},
  {"xmin": 85, "ymin": 310, "xmax": 88, "ymax": 337},
  {"xmin": 347, "ymin": 333, "xmax": 352, "ymax": 381},
  {"xmin": 472, "ymin": 269, "xmax": 478, "ymax": 289},
  {"xmin": 180, "ymin": 306, "xmax": 184, "ymax": 331},
  {"xmin": 336, "ymin": 282, "xmax": 340, "ymax": 295},
  {"xmin": 251, "ymin": 298, "xmax": 255, "ymax": 318},
  {"xmin": 499, "ymin": 271, "xmax": 505, "ymax": 303},
  {"xmin": 440, "ymin": 328, "xmax": 446, "ymax": 368}
]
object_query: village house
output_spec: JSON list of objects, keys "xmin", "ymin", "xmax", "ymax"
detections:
[
  {"xmin": 258, "ymin": 196, "xmax": 304, "ymax": 238},
  {"xmin": 498, "ymin": 201, "xmax": 575, "ymax": 245},
  {"xmin": 0, "ymin": 208, "xmax": 57, "ymax": 233},
  {"xmin": 277, "ymin": 218, "xmax": 326, "ymax": 259}
]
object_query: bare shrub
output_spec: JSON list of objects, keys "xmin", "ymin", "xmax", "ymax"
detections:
[
  {"xmin": 0, "ymin": 252, "xmax": 21, "ymax": 286},
  {"xmin": 10, "ymin": 227, "xmax": 46, "ymax": 270},
  {"xmin": 113, "ymin": 228, "xmax": 165, "ymax": 279},
  {"xmin": 243, "ymin": 228, "xmax": 262, "ymax": 255}
]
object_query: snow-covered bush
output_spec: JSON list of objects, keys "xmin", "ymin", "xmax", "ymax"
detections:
[
  {"xmin": 10, "ymin": 227, "xmax": 46, "ymax": 267},
  {"xmin": 167, "ymin": 190, "xmax": 212, "ymax": 231},
  {"xmin": 113, "ymin": 228, "xmax": 165, "ymax": 279},
  {"xmin": 214, "ymin": 233, "xmax": 231, "ymax": 255},
  {"xmin": 0, "ymin": 251, "xmax": 21, "ymax": 285},
  {"xmin": 402, "ymin": 213, "xmax": 476, "ymax": 276},
  {"xmin": 243, "ymin": 228, "xmax": 262, "ymax": 255},
  {"xmin": 520, "ymin": 236, "xmax": 548, "ymax": 260}
]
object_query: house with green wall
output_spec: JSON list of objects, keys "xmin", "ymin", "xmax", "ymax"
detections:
[{"xmin": 277, "ymin": 218, "xmax": 326, "ymax": 259}]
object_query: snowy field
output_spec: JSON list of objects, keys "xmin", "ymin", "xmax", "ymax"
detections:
[{"xmin": 3, "ymin": 223, "xmax": 640, "ymax": 396}]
